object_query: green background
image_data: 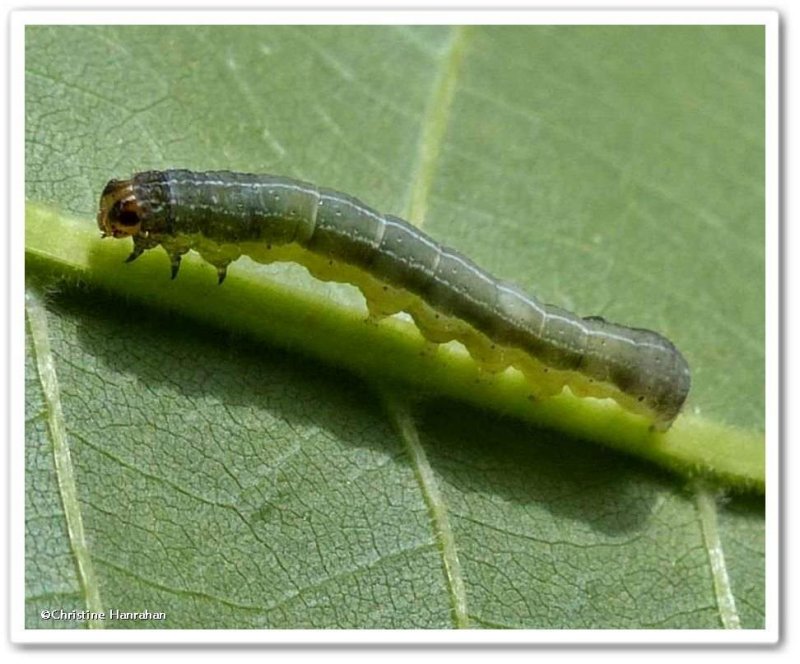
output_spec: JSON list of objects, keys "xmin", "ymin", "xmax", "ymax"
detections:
[{"xmin": 25, "ymin": 25, "xmax": 765, "ymax": 629}]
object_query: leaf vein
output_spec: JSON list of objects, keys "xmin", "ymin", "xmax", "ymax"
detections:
[
  {"xmin": 26, "ymin": 290, "xmax": 105, "ymax": 628},
  {"xmin": 383, "ymin": 393, "xmax": 469, "ymax": 628},
  {"xmin": 404, "ymin": 25, "xmax": 470, "ymax": 228},
  {"xmin": 694, "ymin": 482, "xmax": 742, "ymax": 628}
]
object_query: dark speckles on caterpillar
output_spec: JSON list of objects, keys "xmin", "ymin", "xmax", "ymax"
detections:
[{"xmin": 97, "ymin": 169, "xmax": 691, "ymax": 429}]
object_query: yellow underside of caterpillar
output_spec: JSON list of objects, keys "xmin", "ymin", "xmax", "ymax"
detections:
[{"xmin": 182, "ymin": 236, "xmax": 662, "ymax": 428}]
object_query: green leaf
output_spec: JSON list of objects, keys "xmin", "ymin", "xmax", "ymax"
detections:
[{"xmin": 25, "ymin": 25, "xmax": 765, "ymax": 630}]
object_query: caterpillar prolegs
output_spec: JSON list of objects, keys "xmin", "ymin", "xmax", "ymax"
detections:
[{"xmin": 97, "ymin": 169, "xmax": 691, "ymax": 429}]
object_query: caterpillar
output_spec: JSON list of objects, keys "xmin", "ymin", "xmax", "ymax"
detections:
[{"xmin": 97, "ymin": 169, "xmax": 691, "ymax": 429}]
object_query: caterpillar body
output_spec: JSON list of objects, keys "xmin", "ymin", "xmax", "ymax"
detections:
[{"xmin": 97, "ymin": 169, "xmax": 691, "ymax": 429}]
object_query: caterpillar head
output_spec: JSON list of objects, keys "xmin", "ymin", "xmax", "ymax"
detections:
[
  {"xmin": 97, "ymin": 178, "xmax": 145, "ymax": 238},
  {"xmin": 97, "ymin": 172, "xmax": 171, "ymax": 239}
]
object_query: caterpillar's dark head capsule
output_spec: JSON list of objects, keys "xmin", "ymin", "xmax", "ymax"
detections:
[
  {"xmin": 97, "ymin": 171, "xmax": 172, "ymax": 239},
  {"xmin": 97, "ymin": 178, "xmax": 144, "ymax": 238}
]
